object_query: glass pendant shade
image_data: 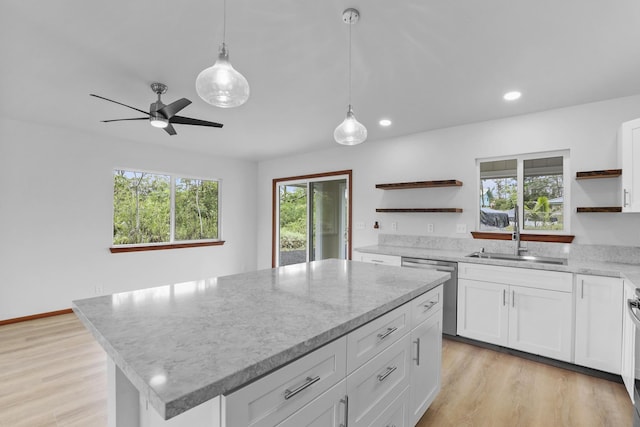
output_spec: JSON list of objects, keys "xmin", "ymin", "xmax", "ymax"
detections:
[
  {"xmin": 196, "ymin": 43, "xmax": 250, "ymax": 108},
  {"xmin": 334, "ymin": 106, "xmax": 367, "ymax": 145}
]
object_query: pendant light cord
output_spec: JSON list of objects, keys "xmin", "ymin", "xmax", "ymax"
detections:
[
  {"xmin": 222, "ymin": 0, "xmax": 227, "ymax": 45},
  {"xmin": 348, "ymin": 13, "xmax": 352, "ymax": 108}
]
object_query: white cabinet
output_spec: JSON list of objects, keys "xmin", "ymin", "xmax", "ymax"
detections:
[
  {"xmin": 508, "ymin": 285, "xmax": 572, "ymax": 361},
  {"xmin": 457, "ymin": 263, "xmax": 573, "ymax": 362},
  {"xmin": 276, "ymin": 380, "xmax": 347, "ymax": 427},
  {"xmin": 225, "ymin": 337, "xmax": 347, "ymax": 427},
  {"xmin": 354, "ymin": 251, "xmax": 402, "ymax": 266},
  {"xmin": 346, "ymin": 303, "xmax": 411, "ymax": 373},
  {"xmin": 370, "ymin": 386, "xmax": 411, "ymax": 427},
  {"xmin": 619, "ymin": 117, "xmax": 640, "ymax": 212},
  {"xmin": 457, "ymin": 279, "xmax": 508, "ymax": 346},
  {"xmin": 575, "ymin": 274, "xmax": 623, "ymax": 374},
  {"xmin": 225, "ymin": 284, "xmax": 442, "ymax": 427},
  {"xmin": 409, "ymin": 308, "xmax": 442, "ymax": 425},
  {"xmin": 347, "ymin": 334, "xmax": 412, "ymax": 427},
  {"xmin": 622, "ymin": 280, "xmax": 637, "ymax": 402}
]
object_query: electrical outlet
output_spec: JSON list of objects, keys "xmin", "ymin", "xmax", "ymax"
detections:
[
  {"xmin": 427, "ymin": 223, "xmax": 434, "ymax": 233},
  {"xmin": 391, "ymin": 222, "xmax": 398, "ymax": 231},
  {"xmin": 456, "ymin": 224, "xmax": 467, "ymax": 233},
  {"xmin": 94, "ymin": 284, "xmax": 104, "ymax": 295}
]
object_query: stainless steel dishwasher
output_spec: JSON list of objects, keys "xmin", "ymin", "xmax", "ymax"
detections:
[{"xmin": 401, "ymin": 257, "xmax": 458, "ymax": 336}]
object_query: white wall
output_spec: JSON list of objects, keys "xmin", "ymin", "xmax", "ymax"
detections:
[
  {"xmin": 0, "ymin": 118, "xmax": 258, "ymax": 320},
  {"xmin": 257, "ymin": 95, "xmax": 640, "ymax": 269}
]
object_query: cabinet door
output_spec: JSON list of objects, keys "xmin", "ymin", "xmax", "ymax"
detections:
[
  {"xmin": 276, "ymin": 380, "xmax": 347, "ymax": 427},
  {"xmin": 575, "ymin": 275, "xmax": 623, "ymax": 374},
  {"xmin": 508, "ymin": 286, "xmax": 572, "ymax": 361},
  {"xmin": 410, "ymin": 310, "xmax": 442, "ymax": 425},
  {"xmin": 619, "ymin": 117, "xmax": 640, "ymax": 212},
  {"xmin": 622, "ymin": 281, "xmax": 637, "ymax": 402},
  {"xmin": 457, "ymin": 278, "xmax": 509, "ymax": 346}
]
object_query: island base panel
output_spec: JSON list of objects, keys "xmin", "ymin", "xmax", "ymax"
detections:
[{"xmin": 108, "ymin": 358, "xmax": 221, "ymax": 427}]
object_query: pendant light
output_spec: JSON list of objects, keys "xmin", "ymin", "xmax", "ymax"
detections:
[
  {"xmin": 334, "ymin": 8, "xmax": 367, "ymax": 146},
  {"xmin": 196, "ymin": 0, "xmax": 250, "ymax": 108}
]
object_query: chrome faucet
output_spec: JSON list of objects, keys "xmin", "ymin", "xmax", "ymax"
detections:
[{"xmin": 512, "ymin": 204, "xmax": 525, "ymax": 256}]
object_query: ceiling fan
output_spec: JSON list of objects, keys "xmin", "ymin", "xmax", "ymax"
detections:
[{"xmin": 90, "ymin": 82, "xmax": 223, "ymax": 135}]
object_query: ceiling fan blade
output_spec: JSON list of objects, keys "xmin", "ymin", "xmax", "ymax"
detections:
[
  {"xmin": 101, "ymin": 117, "xmax": 148, "ymax": 123},
  {"xmin": 157, "ymin": 98, "xmax": 191, "ymax": 119},
  {"xmin": 171, "ymin": 115, "xmax": 224, "ymax": 128},
  {"xmin": 90, "ymin": 94, "xmax": 149, "ymax": 116},
  {"xmin": 164, "ymin": 123, "xmax": 177, "ymax": 136}
]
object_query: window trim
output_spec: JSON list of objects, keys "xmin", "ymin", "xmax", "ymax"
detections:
[
  {"xmin": 476, "ymin": 150, "xmax": 571, "ymax": 239},
  {"xmin": 111, "ymin": 168, "xmax": 223, "ymax": 252}
]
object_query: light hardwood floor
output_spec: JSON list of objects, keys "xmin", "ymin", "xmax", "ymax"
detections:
[{"xmin": 0, "ymin": 313, "xmax": 632, "ymax": 427}]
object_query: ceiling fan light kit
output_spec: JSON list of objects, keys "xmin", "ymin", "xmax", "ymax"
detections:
[
  {"xmin": 90, "ymin": 83, "xmax": 223, "ymax": 136},
  {"xmin": 335, "ymin": 7, "xmax": 367, "ymax": 146},
  {"xmin": 195, "ymin": 0, "xmax": 250, "ymax": 108}
]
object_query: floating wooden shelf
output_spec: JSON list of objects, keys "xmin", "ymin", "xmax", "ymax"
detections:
[
  {"xmin": 575, "ymin": 169, "xmax": 622, "ymax": 180},
  {"xmin": 471, "ymin": 231, "xmax": 575, "ymax": 243},
  {"xmin": 576, "ymin": 207, "xmax": 622, "ymax": 213},
  {"xmin": 375, "ymin": 180, "xmax": 463, "ymax": 190},
  {"xmin": 376, "ymin": 208, "xmax": 463, "ymax": 213}
]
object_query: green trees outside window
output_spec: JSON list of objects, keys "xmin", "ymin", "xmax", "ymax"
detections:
[
  {"xmin": 479, "ymin": 154, "xmax": 566, "ymax": 232},
  {"xmin": 113, "ymin": 170, "xmax": 219, "ymax": 245}
]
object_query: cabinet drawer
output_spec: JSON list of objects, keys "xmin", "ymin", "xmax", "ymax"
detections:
[
  {"xmin": 224, "ymin": 336, "xmax": 347, "ymax": 427},
  {"xmin": 458, "ymin": 262, "xmax": 572, "ymax": 293},
  {"xmin": 347, "ymin": 303, "xmax": 411, "ymax": 373},
  {"xmin": 275, "ymin": 379, "xmax": 347, "ymax": 427},
  {"xmin": 410, "ymin": 285, "xmax": 443, "ymax": 328},
  {"xmin": 347, "ymin": 334, "xmax": 412, "ymax": 427},
  {"xmin": 370, "ymin": 385, "xmax": 410, "ymax": 427},
  {"xmin": 358, "ymin": 252, "xmax": 402, "ymax": 266}
]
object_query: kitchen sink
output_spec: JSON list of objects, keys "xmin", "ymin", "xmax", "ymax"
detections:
[{"xmin": 466, "ymin": 251, "xmax": 568, "ymax": 265}]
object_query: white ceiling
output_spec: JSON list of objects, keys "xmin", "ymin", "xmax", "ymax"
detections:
[{"xmin": 3, "ymin": 1, "xmax": 640, "ymax": 161}]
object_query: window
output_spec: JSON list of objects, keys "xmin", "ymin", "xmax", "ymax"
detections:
[
  {"xmin": 113, "ymin": 170, "xmax": 220, "ymax": 247},
  {"xmin": 478, "ymin": 151, "xmax": 569, "ymax": 233}
]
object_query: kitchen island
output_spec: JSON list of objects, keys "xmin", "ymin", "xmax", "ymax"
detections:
[{"xmin": 73, "ymin": 259, "xmax": 449, "ymax": 427}]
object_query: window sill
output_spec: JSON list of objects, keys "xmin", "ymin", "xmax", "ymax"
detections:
[
  {"xmin": 110, "ymin": 241, "xmax": 225, "ymax": 253},
  {"xmin": 470, "ymin": 232, "xmax": 574, "ymax": 243}
]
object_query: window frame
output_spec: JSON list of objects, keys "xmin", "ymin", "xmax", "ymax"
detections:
[
  {"xmin": 110, "ymin": 168, "xmax": 224, "ymax": 252},
  {"xmin": 475, "ymin": 150, "xmax": 571, "ymax": 237}
]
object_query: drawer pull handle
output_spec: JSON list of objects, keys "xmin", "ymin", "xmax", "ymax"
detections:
[
  {"xmin": 624, "ymin": 189, "xmax": 630, "ymax": 207},
  {"xmin": 283, "ymin": 375, "xmax": 321, "ymax": 400},
  {"xmin": 423, "ymin": 301, "xmax": 437, "ymax": 310},
  {"xmin": 414, "ymin": 338, "xmax": 421, "ymax": 366},
  {"xmin": 377, "ymin": 327, "xmax": 398, "ymax": 340},
  {"xmin": 377, "ymin": 365, "xmax": 397, "ymax": 382},
  {"xmin": 371, "ymin": 259, "xmax": 384, "ymax": 263},
  {"xmin": 339, "ymin": 395, "xmax": 349, "ymax": 427}
]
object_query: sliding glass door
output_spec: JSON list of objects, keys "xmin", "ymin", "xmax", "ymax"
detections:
[{"xmin": 273, "ymin": 171, "xmax": 352, "ymax": 267}]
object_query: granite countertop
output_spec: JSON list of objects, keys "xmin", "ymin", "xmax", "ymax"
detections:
[
  {"xmin": 72, "ymin": 259, "xmax": 449, "ymax": 420},
  {"xmin": 355, "ymin": 245, "xmax": 640, "ymax": 286}
]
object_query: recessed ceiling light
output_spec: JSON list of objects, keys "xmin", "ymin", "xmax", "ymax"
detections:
[
  {"xmin": 503, "ymin": 91, "xmax": 522, "ymax": 101},
  {"xmin": 379, "ymin": 119, "xmax": 392, "ymax": 127}
]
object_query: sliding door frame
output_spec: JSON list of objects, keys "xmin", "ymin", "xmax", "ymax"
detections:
[{"xmin": 272, "ymin": 170, "xmax": 353, "ymax": 267}]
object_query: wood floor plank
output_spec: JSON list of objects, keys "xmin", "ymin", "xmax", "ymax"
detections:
[
  {"xmin": 417, "ymin": 339, "xmax": 632, "ymax": 427},
  {"xmin": 0, "ymin": 314, "xmax": 633, "ymax": 427}
]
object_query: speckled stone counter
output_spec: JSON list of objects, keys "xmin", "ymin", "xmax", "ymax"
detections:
[
  {"xmin": 72, "ymin": 259, "xmax": 449, "ymax": 420},
  {"xmin": 355, "ymin": 244, "xmax": 640, "ymax": 287}
]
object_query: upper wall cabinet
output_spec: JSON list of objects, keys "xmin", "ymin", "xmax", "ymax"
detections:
[{"xmin": 619, "ymin": 118, "xmax": 640, "ymax": 213}]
